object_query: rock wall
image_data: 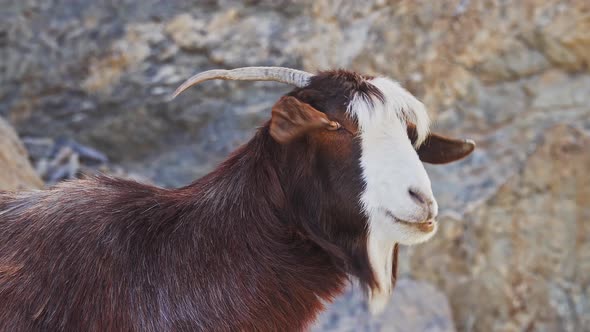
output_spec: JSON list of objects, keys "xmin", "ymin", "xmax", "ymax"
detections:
[
  {"xmin": 0, "ymin": 117, "xmax": 43, "ymax": 191},
  {"xmin": 406, "ymin": 125, "xmax": 590, "ymax": 331},
  {"xmin": 1, "ymin": 0, "xmax": 589, "ymax": 331}
]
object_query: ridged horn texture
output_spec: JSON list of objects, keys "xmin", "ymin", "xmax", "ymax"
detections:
[{"xmin": 172, "ymin": 67, "xmax": 313, "ymax": 98}]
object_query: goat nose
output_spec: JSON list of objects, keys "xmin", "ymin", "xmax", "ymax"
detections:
[
  {"xmin": 408, "ymin": 188, "xmax": 427, "ymax": 205},
  {"xmin": 408, "ymin": 188, "xmax": 436, "ymax": 220}
]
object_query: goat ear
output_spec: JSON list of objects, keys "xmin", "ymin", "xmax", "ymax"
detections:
[
  {"xmin": 407, "ymin": 124, "xmax": 476, "ymax": 164},
  {"xmin": 270, "ymin": 96, "xmax": 337, "ymax": 144}
]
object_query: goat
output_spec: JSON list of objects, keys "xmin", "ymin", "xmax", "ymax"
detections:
[{"xmin": 0, "ymin": 67, "xmax": 475, "ymax": 331}]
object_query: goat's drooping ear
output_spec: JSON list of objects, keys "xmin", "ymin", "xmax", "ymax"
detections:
[
  {"xmin": 270, "ymin": 96, "xmax": 339, "ymax": 144},
  {"xmin": 407, "ymin": 124, "xmax": 475, "ymax": 164}
]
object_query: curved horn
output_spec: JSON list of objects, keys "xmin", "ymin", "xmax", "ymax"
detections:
[{"xmin": 172, "ymin": 67, "xmax": 313, "ymax": 98}]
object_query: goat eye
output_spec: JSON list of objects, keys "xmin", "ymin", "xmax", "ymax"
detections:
[{"xmin": 327, "ymin": 121, "xmax": 341, "ymax": 131}]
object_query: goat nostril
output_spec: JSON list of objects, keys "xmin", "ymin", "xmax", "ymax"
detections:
[{"xmin": 408, "ymin": 188, "xmax": 427, "ymax": 206}]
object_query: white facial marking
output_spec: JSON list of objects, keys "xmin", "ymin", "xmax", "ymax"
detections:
[{"xmin": 347, "ymin": 77, "xmax": 438, "ymax": 314}]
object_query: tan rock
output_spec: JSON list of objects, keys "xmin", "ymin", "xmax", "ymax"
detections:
[
  {"xmin": 165, "ymin": 14, "xmax": 207, "ymax": 51},
  {"xmin": 0, "ymin": 117, "xmax": 43, "ymax": 191},
  {"xmin": 83, "ymin": 22, "xmax": 157, "ymax": 94},
  {"xmin": 532, "ymin": 3, "xmax": 590, "ymax": 71},
  {"xmin": 408, "ymin": 125, "xmax": 590, "ymax": 332}
]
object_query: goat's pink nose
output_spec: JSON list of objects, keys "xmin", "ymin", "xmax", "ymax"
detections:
[{"xmin": 408, "ymin": 188, "xmax": 437, "ymax": 220}]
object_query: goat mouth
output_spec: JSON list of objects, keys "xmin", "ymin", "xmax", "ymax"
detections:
[
  {"xmin": 396, "ymin": 219, "xmax": 436, "ymax": 233},
  {"xmin": 383, "ymin": 209, "xmax": 436, "ymax": 233}
]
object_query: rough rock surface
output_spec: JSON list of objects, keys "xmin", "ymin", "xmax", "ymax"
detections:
[
  {"xmin": 406, "ymin": 125, "xmax": 590, "ymax": 332},
  {"xmin": 1, "ymin": 1, "xmax": 590, "ymax": 331},
  {"xmin": 314, "ymin": 279, "xmax": 455, "ymax": 332},
  {"xmin": 0, "ymin": 117, "xmax": 43, "ymax": 191}
]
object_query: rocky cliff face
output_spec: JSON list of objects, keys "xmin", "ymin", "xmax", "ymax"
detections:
[{"xmin": 1, "ymin": 0, "xmax": 589, "ymax": 331}]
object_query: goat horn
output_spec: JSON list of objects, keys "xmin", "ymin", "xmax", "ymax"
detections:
[{"xmin": 172, "ymin": 67, "xmax": 313, "ymax": 98}]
